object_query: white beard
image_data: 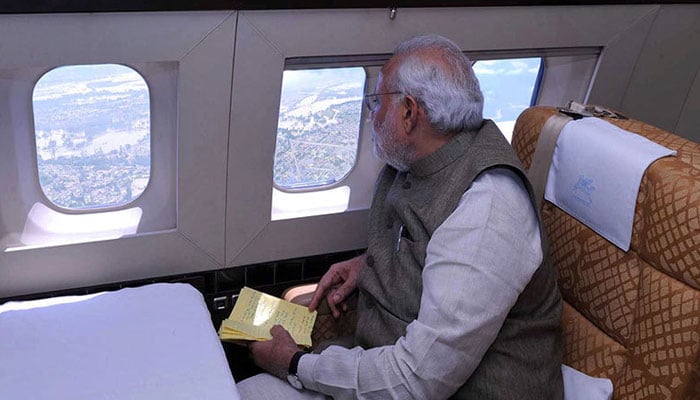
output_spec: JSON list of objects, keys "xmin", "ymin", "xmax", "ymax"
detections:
[{"xmin": 372, "ymin": 109, "xmax": 415, "ymax": 172}]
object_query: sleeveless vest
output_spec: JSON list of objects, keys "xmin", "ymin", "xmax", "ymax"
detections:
[{"xmin": 355, "ymin": 120, "xmax": 563, "ymax": 399}]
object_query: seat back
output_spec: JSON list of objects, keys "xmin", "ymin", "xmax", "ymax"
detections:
[{"xmin": 512, "ymin": 106, "xmax": 700, "ymax": 399}]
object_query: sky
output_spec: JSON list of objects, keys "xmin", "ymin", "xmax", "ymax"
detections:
[{"xmin": 280, "ymin": 58, "xmax": 541, "ymax": 123}]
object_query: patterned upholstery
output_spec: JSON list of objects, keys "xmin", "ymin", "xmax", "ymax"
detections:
[{"xmin": 513, "ymin": 106, "xmax": 700, "ymax": 400}]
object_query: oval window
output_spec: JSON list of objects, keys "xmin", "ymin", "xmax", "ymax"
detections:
[
  {"xmin": 273, "ymin": 67, "xmax": 366, "ymax": 189},
  {"xmin": 33, "ymin": 64, "xmax": 151, "ymax": 209}
]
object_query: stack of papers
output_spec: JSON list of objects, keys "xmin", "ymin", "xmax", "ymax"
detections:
[{"xmin": 218, "ymin": 287, "xmax": 317, "ymax": 348}]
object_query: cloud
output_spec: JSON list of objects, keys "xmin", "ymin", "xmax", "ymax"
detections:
[
  {"xmin": 475, "ymin": 59, "xmax": 540, "ymax": 76},
  {"xmin": 472, "ymin": 64, "xmax": 497, "ymax": 75},
  {"xmin": 283, "ymin": 67, "xmax": 366, "ymax": 92},
  {"xmin": 509, "ymin": 60, "xmax": 529, "ymax": 69}
]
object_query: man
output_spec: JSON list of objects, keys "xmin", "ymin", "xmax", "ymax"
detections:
[{"xmin": 238, "ymin": 34, "xmax": 563, "ymax": 399}]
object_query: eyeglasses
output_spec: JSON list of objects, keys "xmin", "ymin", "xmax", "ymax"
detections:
[{"xmin": 364, "ymin": 91, "xmax": 402, "ymax": 112}]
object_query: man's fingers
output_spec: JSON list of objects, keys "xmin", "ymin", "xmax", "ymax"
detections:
[
  {"xmin": 269, "ymin": 324, "xmax": 290, "ymax": 338},
  {"xmin": 330, "ymin": 279, "xmax": 355, "ymax": 305},
  {"xmin": 326, "ymin": 292, "xmax": 342, "ymax": 319},
  {"xmin": 309, "ymin": 270, "xmax": 337, "ymax": 311},
  {"xmin": 308, "ymin": 289, "xmax": 324, "ymax": 312},
  {"xmin": 269, "ymin": 324, "xmax": 282, "ymax": 335},
  {"xmin": 332, "ymin": 289, "xmax": 343, "ymax": 304}
]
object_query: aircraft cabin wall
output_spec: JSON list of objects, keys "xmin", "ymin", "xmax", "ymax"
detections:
[
  {"xmin": 611, "ymin": 4, "xmax": 700, "ymax": 142},
  {"xmin": 0, "ymin": 4, "xmax": 698, "ymax": 299}
]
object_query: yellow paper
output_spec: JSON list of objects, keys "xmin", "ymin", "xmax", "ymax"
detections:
[{"xmin": 218, "ymin": 287, "xmax": 316, "ymax": 347}]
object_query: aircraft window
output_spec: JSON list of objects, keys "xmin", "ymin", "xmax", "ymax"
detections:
[
  {"xmin": 273, "ymin": 67, "xmax": 365, "ymax": 190},
  {"xmin": 473, "ymin": 57, "xmax": 542, "ymax": 142},
  {"xmin": 33, "ymin": 64, "xmax": 151, "ymax": 210}
]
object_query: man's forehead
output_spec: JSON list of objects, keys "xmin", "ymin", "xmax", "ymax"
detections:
[
  {"xmin": 377, "ymin": 57, "xmax": 399, "ymax": 89},
  {"xmin": 382, "ymin": 55, "xmax": 400, "ymax": 75}
]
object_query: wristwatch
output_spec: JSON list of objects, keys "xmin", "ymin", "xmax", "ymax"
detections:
[{"xmin": 286, "ymin": 350, "xmax": 305, "ymax": 390}]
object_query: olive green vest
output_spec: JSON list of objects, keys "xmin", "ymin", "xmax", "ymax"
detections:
[{"xmin": 355, "ymin": 120, "xmax": 563, "ymax": 399}]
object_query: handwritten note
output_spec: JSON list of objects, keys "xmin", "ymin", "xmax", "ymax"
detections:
[{"xmin": 218, "ymin": 287, "xmax": 317, "ymax": 347}]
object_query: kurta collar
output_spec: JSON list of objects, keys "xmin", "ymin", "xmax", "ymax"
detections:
[{"xmin": 408, "ymin": 123, "xmax": 483, "ymax": 177}]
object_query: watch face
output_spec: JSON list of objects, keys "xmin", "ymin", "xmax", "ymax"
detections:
[{"xmin": 287, "ymin": 374, "xmax": 303, "ymax": 390}]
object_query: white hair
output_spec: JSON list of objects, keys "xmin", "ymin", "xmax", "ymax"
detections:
[{"xmin": 388, "ymin": 34, "xmax": 484, "ymax": 133}]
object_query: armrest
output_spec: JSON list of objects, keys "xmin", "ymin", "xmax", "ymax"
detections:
[
  {"xmin": 283, "ymin": 283, "xmax": 320, "ymax": 308},
  {"xmin": 283, "ymin": 283, "xmax": 357, "ymax": 348}
]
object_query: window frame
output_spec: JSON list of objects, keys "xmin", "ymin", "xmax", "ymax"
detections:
[
  {"xmin": 0, "ymin": 11, "xmax": 237, "ymax": 298},
  {"xmin": 272, "ymin": 65, "xmax": 368, "ymax": 193},
  {"xmin": 0, "ymin": 61, "xmax": 177, "ymax": 249}
]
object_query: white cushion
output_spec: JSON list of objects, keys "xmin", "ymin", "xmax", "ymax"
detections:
[
  {"xmin": 562, "ymin": 364, "xmax": 613, "ymax": 400},
  {"xmin": 0, "ymin": 283, "xmax": 240, "ymax": 400}
]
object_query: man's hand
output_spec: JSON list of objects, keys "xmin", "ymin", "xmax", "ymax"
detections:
[
  {"xmin": 248, "ymin": 325, "xmax": 300, "ymax": 380},
  {"xmin": 308, "ymin": 254, "xmax": 366, "ymax": 319}
]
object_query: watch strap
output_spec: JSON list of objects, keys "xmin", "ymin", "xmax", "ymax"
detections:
[{"xmin": 288, "ymin": 350, "xmax": 305, "ymax": 375}]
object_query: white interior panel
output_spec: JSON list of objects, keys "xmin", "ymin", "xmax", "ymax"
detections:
[
  {"xmin": 226, "ymin": 5, "xmax": 659, "ymax": 267},
  {"xmin": 227, "ymin": 16, "xmax": 286, "ymax": 260},
  {"xmin": 675, "ymin": 68, "xmax": 700, "ymax": 143},
  {"xmin": 179, "ymin": 14, "xmax": 236, "ymax": 264},
  {"xmin": 1, "ymin": 232, "xmax": 219, "ymax": 296},
  {"xmin": 233, "ymin": 211, "xmax": 370, "ymax": 265},
  {"xmin": 0, "ymin": 13, "xmax": 228, "ymax": 67},
  {"xmin": 586, "ymin": 6, "xmax": 658, "ymax": 110},
  {"xmin": 618, "ymin": 5, "xmax": 700, "ymax": 136},
  {"xmin": 538, "ymin": 55, "xmax": 599, "ymax": 107},
  {"xmin": 0, "ymin": 12, "xmax": 236, "ymax": 297}
]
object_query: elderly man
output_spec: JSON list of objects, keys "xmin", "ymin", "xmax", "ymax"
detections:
[{"xmin": 238, "ymin": 34, "xmax": 563, "ymax": 399}]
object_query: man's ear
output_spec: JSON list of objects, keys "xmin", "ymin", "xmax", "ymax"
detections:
[{"xmin": 401, "ymin": 95, "xmax": 420, "ymax": 134}]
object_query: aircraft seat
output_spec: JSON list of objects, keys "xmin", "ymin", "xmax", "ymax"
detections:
[
  {"xmin": 512, "ymin": 106, "xmax": 700, "ymax": 399},
  {"xmin": 284, "ymin": 105, "xmax": 700, "ymax": 399}
]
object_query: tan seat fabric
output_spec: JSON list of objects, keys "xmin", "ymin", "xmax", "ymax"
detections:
[{"xmin": 512, "ymin": 106, "xmax": 700, "ymax": 400}]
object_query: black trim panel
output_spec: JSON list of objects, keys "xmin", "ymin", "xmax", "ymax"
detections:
[{"xmin": 0, "ymin": 1, "xmax": 695, "ymax": 14}]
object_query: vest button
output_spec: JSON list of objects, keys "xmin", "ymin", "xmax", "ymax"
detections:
[
  {"xmin": 366, "ymin": 255, "xmax": 375, "ymax": 267},
  {"xmin": 386, "ymin": 221, "xmax": 393, "ymax": 229},
  {"xmin": 402, "ymin": 181, "xmax": 411, "ymax": 189}
]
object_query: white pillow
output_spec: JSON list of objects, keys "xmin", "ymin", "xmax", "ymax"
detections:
[{"xmin": 562, "ymin": 364, "xmax": 613, "ymax": 400}]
